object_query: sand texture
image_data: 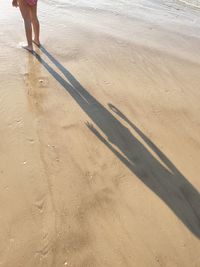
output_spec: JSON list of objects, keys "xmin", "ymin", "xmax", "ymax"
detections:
[{"xmin": 0, "ymin": 0, "xmax": 200, "ymax": 266}]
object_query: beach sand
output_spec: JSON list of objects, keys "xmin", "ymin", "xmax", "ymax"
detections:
[{"xmin": 0, "ymin": 0, "xmax": 200, "ymax": 266}]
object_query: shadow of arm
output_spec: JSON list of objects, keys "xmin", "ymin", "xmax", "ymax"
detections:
[{"xmin": 108, "ymin": 103, "xmax": 183, "ymax": 177}]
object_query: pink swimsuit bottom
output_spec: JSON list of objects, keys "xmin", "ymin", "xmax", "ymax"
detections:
[{"xmin": 26, "ymin": 0, "xmax": 37, "ymax": 6}]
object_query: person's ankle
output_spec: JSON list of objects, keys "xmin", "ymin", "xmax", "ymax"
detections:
[
  {"xmin": 34, "ymin": 38, "xmax": 40, "ymax": 43},
  {"xmin": 33, "ymin": 39, "xmax": 41, "ymax": 46}
]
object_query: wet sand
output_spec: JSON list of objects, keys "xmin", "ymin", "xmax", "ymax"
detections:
[{"xmin": 0, "ymin": 0, "xmax": 200, "ymax": 266}]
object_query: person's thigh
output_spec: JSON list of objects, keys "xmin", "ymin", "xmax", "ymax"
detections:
[
  {"xmin": 18, "ymin": 0, "xmax": 31, "ymax": 20},
  {"xmin": 30, "ymin": 4, "xmax": 38, "ymax": 20}
]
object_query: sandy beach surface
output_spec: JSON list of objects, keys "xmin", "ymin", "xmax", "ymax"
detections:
[{"xmin": 0, "ymin": 0, "xmax": 200, "ymax": 266}]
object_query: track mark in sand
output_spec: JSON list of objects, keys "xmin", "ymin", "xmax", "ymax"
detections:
[
  {"xmin": 37, "ymin": 77, "xmax": 49, "ymax": 88},
  {"xmin": 62, "ymin": 123, "xmax": 77, "ymax": 130},
  {"xmin": 30, "ymin": 128, "xmax": 58, "ymax": 266},
  {"xmin": 35, "ymin": 232, "xmax": 54, "ymax": 260},
  {"xmin": 34, "ymin": 196, "xmax": 46, "ymax": 213}
]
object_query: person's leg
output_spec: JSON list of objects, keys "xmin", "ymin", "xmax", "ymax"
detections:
[
  {"xmin": 18, "ymin": 0, "xmax": 33, "ymax": 51},
  {"xmin": 30, "ymin": 4, "xmax": 40, "ymax": 46}
]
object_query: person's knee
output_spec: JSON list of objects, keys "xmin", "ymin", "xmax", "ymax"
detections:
[
  {"xmin": 31, "ymin": 16, "xmax": 39, "ymax": 24},
  {"xmin": 23, "ymin": 17, "xmax": 32, "ymax": 26}
]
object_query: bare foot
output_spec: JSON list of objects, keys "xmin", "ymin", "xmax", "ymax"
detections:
[
  {"xmin": 22, "ymin": 45, "xmax": 33, "ymax": 52},
  {"xmin": 33, "ymin": 39, "xmax": 41, "ymax": 47}
]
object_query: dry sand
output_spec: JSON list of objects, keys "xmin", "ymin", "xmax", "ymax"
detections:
[{"xmin": 0, "ymin": 0, "xmax": 200, "ymax": 266}]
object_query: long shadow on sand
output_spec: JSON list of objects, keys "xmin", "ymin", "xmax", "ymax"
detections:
[{"xmin": 34, "ymin": 46, "xmax": 200, "ymax": 238}]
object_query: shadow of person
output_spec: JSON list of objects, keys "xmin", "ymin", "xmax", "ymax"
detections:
[{"xmin": 33, "ymin": 46, "xmax": 200, "ymax": 238}]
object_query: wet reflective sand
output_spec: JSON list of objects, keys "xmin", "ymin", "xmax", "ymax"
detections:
[{"xmin": 0, "ymin": 1, "xmax": 200, "ymax": 266}]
